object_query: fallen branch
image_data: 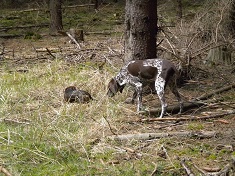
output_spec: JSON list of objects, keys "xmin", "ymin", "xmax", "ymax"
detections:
[
  {"xmin": 196, "ymin": 83, "xmax": 235, "ymax": 101},
  {"xmin": 0, "ymin": 166, "xmax": 12, "ymax": 176},
  {"xmin": 0, "ymin": 24, "xmax": 49, "ymax": 31},
  {"xmin": 140, "ymin": 101, "xmax": 205, "ymax": 116},
  {"xmin": 140, "ymin": 83, "xmax": 235, "ymax": 116},
  {"xmin": 140, "ymin": 110, "xmax": 235, "ymax": 122},
  {"xmin": 66, "ymin": 32, "xmax": 81, "ymax": 49},
  {"xmin": 11, "ymin": 4, "xmax": 95, "ymax": 13},
  {"xmin": 107, "ymin": 131, "xmax": 217, "ymax": 141},
  {"xmin": 180, "ymin": 159, "xmax": 195, "ymax": 176},
  {"xmin": 46, "ymin": 48, "xmax": 56, "ymax": 59},
  {"xmin": 4, "ymin": 118, "xmax": 31, "ymax": 125},
  {"xmin": 186, "ymin": 156, "xmax": 235, "ymax": 176}
]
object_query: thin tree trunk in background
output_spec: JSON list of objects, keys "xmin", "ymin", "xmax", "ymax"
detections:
[
  {"xmin": 176, "ymin": 0, "xmax": 183, "ymax": 19},
  {"xmin": 230, "ymin": 0, "xmax": 235, "ymax": 36},
  {"xmin": 124, "ymin": 0, "xmax": 157, "ymax": 62},
  {"xmin": 49, "ymin": 0, "xmax": 63, "ymax": 35}
]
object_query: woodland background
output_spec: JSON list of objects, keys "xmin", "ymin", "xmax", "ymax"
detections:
[{"xmin": 0, "ymin": 0, "xmax": 235, "ymax": 175}]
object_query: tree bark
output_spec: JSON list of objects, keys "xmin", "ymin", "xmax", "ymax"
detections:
[
  {"xmin": 176, "ymin": 0, "xmax": 183, "ymax": 19},
  {"xmin": 124, "ymin": 0, "xmax": 157, "ymax": 62},
  {"xmin": 229, "ymin": 0, "xmax": 235, "ymax": 36},
  {"xmin": 49, "ymin": 0, "xmax": 63, "ymax": 35}
]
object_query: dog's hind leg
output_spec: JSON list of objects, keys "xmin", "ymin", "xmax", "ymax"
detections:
[
  {"xmin": 155, "ymin": 76, "xmax": 167, "ymax": 118},
  {"xmin": 168, "ymin": 77, "xmax": 183, "ymax": 114}
]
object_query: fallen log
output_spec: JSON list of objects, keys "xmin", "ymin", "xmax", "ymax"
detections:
[
  {"xmin": 107, "ymin": 131, "xmax": 217, "ymax": 141},
  {"xmin": 0, "ymin": 24, "xmax": 49, "ymax": 31},
  {"xmin": 196, "ymin": 83, "xmax": 235, "ymax": 101},
  {"xmin": 10, "ymin": 4, "xmax": 95, "ymax": 13},
  {"xmin": 140, "ymin": 101, "xmax": 205, "ymax": 116},
  {"xmin": 139, "ymin": 110, "xmax": 235, "ymax": 122},
  {"xmin": 140, "ymin": 83, "xmax": 235, "ymax": 116}
]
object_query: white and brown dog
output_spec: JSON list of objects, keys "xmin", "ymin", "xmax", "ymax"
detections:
[{"xmin": 107, "ymin": 58, "xmax": 183, "ymax": 118}]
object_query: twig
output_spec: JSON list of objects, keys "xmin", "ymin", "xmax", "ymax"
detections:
[
  {"xmin": 180, "ymin": 159, "xmax": 195, "ymax": 176},
  {"xmin": 46, "ymin": 48, "xmax": 56, "ymax": 58},
  {"xmin": 215, "ymin": 2, "xmax": 226, "ymax": 43},
  {"xmin": 150, "ymin": 163, "xmax": 159, "ymax": 176},
  {"xmin": 156, "ymin": 39, "xmax": 164, "ymax": 48},
  {"xmin": 4, "ymin": 118, "xmax": 31, "ymax": 125},
  {"xmin": 66, "ymin": 32, "xmax": 81, "ymax": 49},
  {"xmin": 161, "ymin": 30, "xmax": 176, "ymax": 55},
  {"xmin": 161, "ymin": 145, "xmax": 176, "ymax": 168},
  {"xmin": 102, "ymin": 116, "xmax": 116, "ymax": 135},
  {"xmin": 0, "ymin": 166, "xmax": 12, "ymax": 176}
]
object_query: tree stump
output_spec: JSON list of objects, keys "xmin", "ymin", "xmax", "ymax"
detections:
[
  {"xmin": 69, "ymin": 28, "xmax": 84, "ymax": 42},
  {"xmin": 205, "ymin": 46, "xmax": 232, "ymax": 66}
]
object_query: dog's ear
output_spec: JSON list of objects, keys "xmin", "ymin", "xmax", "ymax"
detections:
[
  {"xmin": 111, "ymin": 78, "xmax": 118, "ymax": 93},
  {"xmin": 107, "ymin": 78, "xmax": 118, "ymax": 96}
]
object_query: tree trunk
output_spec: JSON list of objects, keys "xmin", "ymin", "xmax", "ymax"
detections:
[
  {"xmin": 176, "ymin": 0, "xmax": 183, "ymax": 19},
  {"xmin": 229, "ymin": 0, "xmax": 235, "ymax": 36},
  {"xmin": 205, "ymin": 46, "xmax": 232, "ymax": 66},
  {"xmin": 49, "ymin": 0, "xmax": 63, "ymax": 35},
  {"xmin": 124, "ymin": 0, "xmax": 157, "ymax": 62}
]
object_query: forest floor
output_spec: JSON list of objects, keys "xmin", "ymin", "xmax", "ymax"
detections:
[{"xmin": 0, "ymin": 35, "xmax": 235, "ymax": 175}]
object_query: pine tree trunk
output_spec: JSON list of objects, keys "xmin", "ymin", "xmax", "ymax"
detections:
[
  {"xmin": 176, "ymin": 0, "xmax": 183, "ymax": 19},
  {"xmin": 229, "ymin": 0, "xmax": 235, "ymax": 36},
  {"xmin": 205, "ymin": 46, "xmax": 232, "ymax": 66},
  {"xmin": 49, "ymin": 0, "xmax": 63, "ymax": 35},
  {"xmin": 124, "ymin": 0, "xmax": 157, "ymax": 62}
]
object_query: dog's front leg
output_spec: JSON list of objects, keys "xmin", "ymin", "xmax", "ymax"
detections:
[{"xmin": 135, "ymin": 83, "xmax": 143, "ymax": 112}]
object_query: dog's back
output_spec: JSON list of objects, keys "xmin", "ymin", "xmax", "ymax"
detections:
[{"xmin": 126, "ymin": 59, "xmax": 178, "ymax": 85}]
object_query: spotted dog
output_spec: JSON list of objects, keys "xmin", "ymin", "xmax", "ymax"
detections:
[{"xmin": 107, "ymin": 58, "xmax": 183, "ymax": 118}]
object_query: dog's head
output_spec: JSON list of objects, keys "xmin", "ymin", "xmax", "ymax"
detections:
[{"xmin": 107, "ymin": 78, "xmax": 125, "ymax": 97}]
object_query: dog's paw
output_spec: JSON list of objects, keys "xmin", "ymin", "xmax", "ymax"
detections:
[{"xmin": 138, "ymin": 106, "xmax": 149, "ymax": 113}]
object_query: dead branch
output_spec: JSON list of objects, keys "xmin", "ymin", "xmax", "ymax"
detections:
[
  {"xmin": 0, "ymin": 166, "xmax": 12, "ymax": 176},
  {"xmin": 46, "ymin": 48, "xmax": 56, "ymax": 58},
  {"xmin": 140, "ymin": 83, "xmax": 235, "ymax": 116},
  {"xmin": 150, "ymin": 164, "xmax": 159, "ymax": 176},
  {"xmin": 4, "ymin": 118, "xmax": 31, "ymax": 125},
  {"xmin": 180, "ymin": 159, "xmax": 195, "ymax": 176},
  {"xmin": 196, "ymin": 83, "xmax": 235, "ymax": 100},
  {"xmin": 64, "ymin": 4, "xmax": 95, "ymax": 9},
  {"xmin": 201, "ymin": 167, "xmax": 221, "ymax": 173},
  {"xmin": 180, "ymin": 156, "xmax": 235, "ymax": 176},
  {"xmin": 11, "ymin": 4, "xmax": 95, "ymax": 13},
  {"xmin": 140, "ymin": 101, "xmax": 205, "ymax": 116},
  {"xmin": 140, "ymin": 110, "xmax": 235, "ymax": 122},
  {"xmin": 102, "ymin": 116, "xmax": 116, "ymax": 135},
  {"xmin": 107, "ymin": 131, "xmax": 217, "ymax": 141},
  {"xmin": 0, "ymin": 24, "xmax": 49, "ymax": 31},
  {"xmin": 66, "ymin": 32, "xmax": 81, "ymax": 49}
]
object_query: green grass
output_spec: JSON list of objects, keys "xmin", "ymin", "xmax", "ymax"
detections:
[{"xmin": 0, "ymin": 2, "xmax": 125, "ymax": 37}]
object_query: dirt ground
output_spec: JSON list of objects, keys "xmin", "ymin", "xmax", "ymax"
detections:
[{"xmin": 1, "ymin": 36, "xmax": 235, "ymax": 175}]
